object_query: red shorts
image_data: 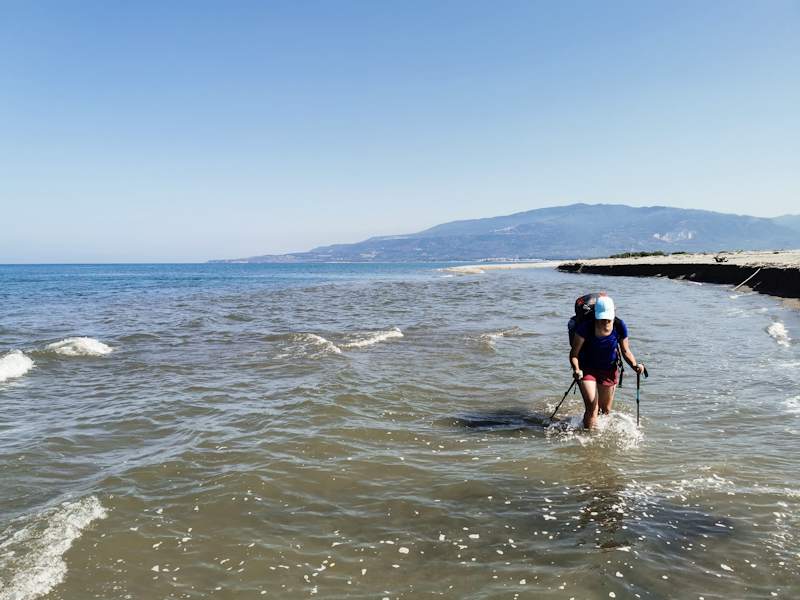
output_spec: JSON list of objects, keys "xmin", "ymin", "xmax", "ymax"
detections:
[{"xmin": 582, "ymin": 367, "xmax": 618, "ymax": 386}]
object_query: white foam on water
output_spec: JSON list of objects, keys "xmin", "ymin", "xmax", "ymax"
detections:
[
  {"xmin": 671, "ymin": 474, "xmax": 734, "ymax": 494},
  {"xmin": 480, "ymin": 327, "xmax": 520, "ymax": 347},
  {"xmin": 289, "ymin": 333, "xmax": 341, "ymax": 358},
  {"xmin": 45, "ymin": 337, "xmax": 113, "ymax": 357},
  {"xmin": 784, "ymin": 396, "xmax": 800, "ymax": 415},
  {"xmin": 766, "ymin": 321, "xmax": 791, "ymax": 347},
  {"xmin": 0, "ymin": 351, "xmax": 34, "ymax": 383},
  {"xmin": 276, "ymin": 334, "xmax": 344, "ymax": 360},
  {"xmin": 588, "ymin": 412, "xmax": 643, "ymax": 450},
  {"xmin": 546, "ymin": 411, "xmax": 642, "ymax": 450},
  {"xmin": 0, "ymin": 496, "xmax": 107, "ymax": 600},
  {"xmin": 340, "ymin": 327, "xmax": 403, "ymax": 349},
  {"xmin": 306, "ymin": 334, "xmax": 341, "ymax": 354}
]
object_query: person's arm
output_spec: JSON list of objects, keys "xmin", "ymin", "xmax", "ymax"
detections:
[
  {"xmin": 570, "ymin": 334, "xmax": 585, "ymax": 380},
  {"xmin": 620, "ymin": 337, "xmax": 644, "ymax": 374}
]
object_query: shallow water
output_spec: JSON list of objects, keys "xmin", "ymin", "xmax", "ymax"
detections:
[{"xmin": 1, "ymin": 263, "xmax": 798, "ymax": 599}]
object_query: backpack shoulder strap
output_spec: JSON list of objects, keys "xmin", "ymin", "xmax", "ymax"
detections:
[
  {"xmin": 583, "ymin": 315, "xmax": 596, "ymax": 338},
  {"xmin": 614, "ymin": 317, "xmax": 625, "ymax": 388}
]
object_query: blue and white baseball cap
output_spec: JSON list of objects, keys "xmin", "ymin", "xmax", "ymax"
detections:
[{"xmin": 594, "ymin": 296, "xmax": 615, "ymax": 320}]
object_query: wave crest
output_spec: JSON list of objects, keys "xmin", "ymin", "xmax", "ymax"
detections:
[
  {"xmin": 45, "ymin": 337, "xmax": 114, "ymax": 357},
  {"xmin": 305, "ymin": 334, "xmax": 342, "ymax": 355},
  {"xmin": 480, "ymin": 327, "xmax": 520, "ymax": 347},
  {"xmin": 0, "ymin": 351, "xmax": 35, "ymax": 383},
  {"xmin": 340, "ymin": 327, "xmax": 404, "ymax": 349},
  {"xmin": 276, "ymin": 328, "xmax": 404, "ymax": 359}
]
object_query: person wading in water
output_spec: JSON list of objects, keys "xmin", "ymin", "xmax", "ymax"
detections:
[{"xmin": 569, "ymin": 296, "xmax": 645, "ymax": 429}]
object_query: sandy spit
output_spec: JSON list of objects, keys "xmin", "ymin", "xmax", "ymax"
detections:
[
  {"xmin": 442, "ymin": 250, "xmax": 800, "ymax": 306},
  {"xmin": 558, "ymin": 250, "xmax": 800, "ymax": 307},
  {"xmin": 558, "ymin": 249, "xmax": 800, "ymax": 269}
]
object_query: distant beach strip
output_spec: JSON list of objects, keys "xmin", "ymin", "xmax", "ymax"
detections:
[
  {"xmin": 442, "ymin": 261, "xmax": 563, "ymax": 275},
  {"xmin": 443, "ymin": 250, "xmax": 800, "ymax": 308}
]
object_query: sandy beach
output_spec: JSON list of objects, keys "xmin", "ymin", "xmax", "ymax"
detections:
[
  {"xmin": 444, "ymin": 250, "xmax": 800, "ymax": 306},
  {"xmin": 559, "ymin": 249, "xmax": 800, "ymax": 269}
]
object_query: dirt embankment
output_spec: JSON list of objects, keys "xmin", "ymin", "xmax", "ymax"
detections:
[{"xmin": 556, "ymin": 250, "xmax": 800, "ymax": 305}]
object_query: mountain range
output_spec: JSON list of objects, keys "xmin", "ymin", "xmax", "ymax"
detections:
[{"xmin": 210, "ymin": 204, "xmax": 800, "ymax": 263}]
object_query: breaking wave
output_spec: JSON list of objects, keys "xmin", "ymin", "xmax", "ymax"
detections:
[
  {"xmin": 277, "ymin": 333, "xmax": 342, "ymax": 359},
  {"xmin": 45, "ymin": 337, "xmax": 114, "ymax": 357},
  {"xmin": 276, "ymin": 329, "xmax": 404, "ymax": 359},
  {"xmin": 340, "ymin": 327, "xmax": 404, "ymax": 349},
  {"xmin": 305, "ymin": 334, "xmax": 342, "ymax": 354},
  {"xmin": 0, "ymin": 496, "xmax": 107, "ymax": 600},
  {"xmin": 479, "ymin": 327, "xmax": 520, "ymax": 347},
  {"xmin": 0, "ymin": 351, "xmax": 34, "ymax": 383},
  {"xmin": 766, "ymin": 321, "xmax": 791, "ymax": 347}
]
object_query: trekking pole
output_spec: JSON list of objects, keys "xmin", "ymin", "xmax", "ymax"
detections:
[
  {"xmin": 636, "ymin": 367, "xmax": 649, "ymax": 427},
  {"xmin": 551, "ymin": 379, "xmax": 578, "ymax": 421}
]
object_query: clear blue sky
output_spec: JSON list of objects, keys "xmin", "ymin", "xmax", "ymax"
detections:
[{"xmin": 1, "ymin": 1, "xmax": 798, "ymax": 263}]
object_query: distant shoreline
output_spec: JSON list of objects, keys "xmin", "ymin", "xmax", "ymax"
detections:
[
  {"xmin": 442, "ymin": 261, "xmax": 563, "ymax": 274},
  {"xmin": 445, "ymin": 250, "xmax": 800, "ymax": 308}
]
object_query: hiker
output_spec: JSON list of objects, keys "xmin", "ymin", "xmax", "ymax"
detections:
[{"xmin": 569, "ymin": 296, "xmax": 644, "ymax": 429}]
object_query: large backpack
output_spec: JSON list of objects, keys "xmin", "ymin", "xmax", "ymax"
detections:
[{"xmin": 567, "ymin": 293, "xmax": 626, "ymax": 387}]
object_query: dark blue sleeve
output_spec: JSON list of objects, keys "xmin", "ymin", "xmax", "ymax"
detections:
[
  {"xmin": 575, "ymin": 321, "xmax": 589, "ymax": 339},
  {"xmin": 618, "ymin": 319, "xmax": 628, "ymax": 339}
]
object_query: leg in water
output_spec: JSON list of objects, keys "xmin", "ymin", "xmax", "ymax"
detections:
[{"xmin": 579, "ymin": 370, "xmax": 617, "ymax": 429}]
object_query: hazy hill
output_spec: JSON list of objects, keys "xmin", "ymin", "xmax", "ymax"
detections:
[
  {"xmin": 210, "ymin": 204, "xmax": 800, "ymax": 262},
  {"xmin": 774, "ymin": 214, "xmax": 800, "ymax": 233}
]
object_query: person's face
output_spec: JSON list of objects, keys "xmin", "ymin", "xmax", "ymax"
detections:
[{"xmin": 598, "ymin": 319, "xmax": 613, "ymax": 327}]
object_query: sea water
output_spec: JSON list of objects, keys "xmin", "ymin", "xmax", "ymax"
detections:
[{"xmin": 0, "ymin": 263, "xmax": 798, "ymax": 599}]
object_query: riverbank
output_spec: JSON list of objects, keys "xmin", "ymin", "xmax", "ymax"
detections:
[
  {"xmin": 443, "ymin": 250, "xmax": 800, "ymax": 307},
  {"xmin": 557, "ymin": 249, "xmax": 800, "ymax": 307}
]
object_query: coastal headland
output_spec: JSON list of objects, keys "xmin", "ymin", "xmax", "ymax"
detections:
[{"xmin": 444, "ymin": 250, "xmax": 800, "ymax": 307}]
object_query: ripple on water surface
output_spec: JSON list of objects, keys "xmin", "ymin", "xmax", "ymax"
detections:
[{"xmin": 0, "ymin": 264, "xmax": 798, "ymax": 599}]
